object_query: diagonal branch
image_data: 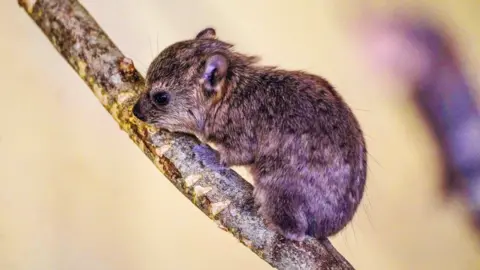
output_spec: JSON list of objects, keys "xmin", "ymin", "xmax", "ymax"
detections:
[{"xmin": 17, "ymin": 0, "xmax": 355, "ymax": 269}]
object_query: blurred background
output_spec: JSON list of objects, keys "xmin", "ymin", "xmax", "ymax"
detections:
[{"xmin": 1, "ymin": 0, "xmax": 480, "ymax": 269}]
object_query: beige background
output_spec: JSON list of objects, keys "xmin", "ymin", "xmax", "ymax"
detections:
[{"xmin": 1, "ymin": 0, "xmax": 480, "ymax": 269}]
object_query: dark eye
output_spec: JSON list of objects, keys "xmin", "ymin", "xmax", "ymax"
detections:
[{"xmin": 151, "ymin": 91, "xmax": 170, "ymax": 106}]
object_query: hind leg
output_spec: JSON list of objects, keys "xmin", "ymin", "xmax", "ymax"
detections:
[{"xmin": 254, "ymin": 186, "xmax": 308, "ymax": 241}]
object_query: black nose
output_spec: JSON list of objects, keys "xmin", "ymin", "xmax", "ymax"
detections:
[{"xmin": 132, "ymin": 103, "xmax": 146, "ymax": 121}]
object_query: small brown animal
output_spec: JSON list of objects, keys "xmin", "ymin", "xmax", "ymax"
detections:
[{"xmin": 133, "ymin": 28, "xmax": 367, "ymax": 241}]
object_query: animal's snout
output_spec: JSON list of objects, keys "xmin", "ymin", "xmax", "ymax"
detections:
[{"xmin": 132, "ymin": 102, "xmax": 146, "ymax": 122}]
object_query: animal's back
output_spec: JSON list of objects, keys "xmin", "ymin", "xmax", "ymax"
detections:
[{"xmin": 249, "ymin": 68, "xmax": 367, "ymax": 238}]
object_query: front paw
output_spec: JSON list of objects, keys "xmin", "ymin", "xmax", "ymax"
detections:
[
  {"xmin": 218, "ymin": 155, "xmax": 228, "ymax": 167},
  {"xmin": 193, "ymin": 144, "xmax": 226, "ymax": 168}
]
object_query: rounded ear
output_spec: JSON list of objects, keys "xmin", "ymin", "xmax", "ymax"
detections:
[
  {"xmin": 202, "ymin": 54, "xmax": 228, "ymax": 94},
  {"xmin": 196, "ymin": 27, "xmax": 217, "ymax": 40}
]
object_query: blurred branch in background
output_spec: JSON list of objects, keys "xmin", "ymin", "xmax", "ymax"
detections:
[
  {"xmin": 17, "ymin": 0, "xmax": 355, "ymax": 269},
  {"xmin": 355, "ymin": 8, "xmax": 480, "ymax": 233}
]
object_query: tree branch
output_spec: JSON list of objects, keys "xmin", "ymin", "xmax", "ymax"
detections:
[{"xmin": 17, "ymin": 0, "xmax": 355, "ymax": 269}]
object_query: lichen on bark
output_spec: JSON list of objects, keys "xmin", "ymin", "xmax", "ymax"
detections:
[{"xmin": 18, "ymin": 0, "xmax": 355, "ymax": 269}]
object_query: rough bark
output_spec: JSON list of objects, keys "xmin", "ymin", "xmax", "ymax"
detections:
[{"xmin": 17, "ymin": 0, "xmax": 355, "ymax": 269}]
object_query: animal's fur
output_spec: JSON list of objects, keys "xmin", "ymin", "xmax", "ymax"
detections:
[{"xmin": 133, "ymin": 28, "xmax": 367, "ymax": 241}]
